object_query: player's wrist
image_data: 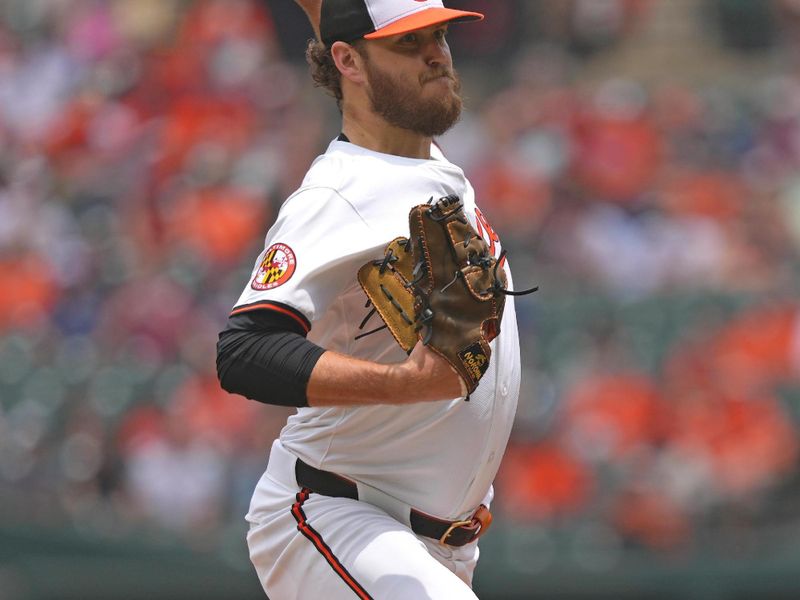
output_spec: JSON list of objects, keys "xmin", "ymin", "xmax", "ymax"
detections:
[{"xmin": 401, "ymin": 343, "xmax": 466, "ymax": 402}]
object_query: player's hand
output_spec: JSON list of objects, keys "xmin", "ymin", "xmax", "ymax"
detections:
[{"xmin": 403, "ymin": 342, "xmax": 467, "ymax": 402}]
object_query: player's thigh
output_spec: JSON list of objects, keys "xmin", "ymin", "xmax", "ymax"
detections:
[{"xmin": 247, "ymin": 489, "xmax": 478, "ymax": 600}]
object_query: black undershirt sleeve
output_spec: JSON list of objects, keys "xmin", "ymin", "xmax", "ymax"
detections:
[{"xmin": 216, "ymin": 309, "xmax": 326, "ymax": 408}]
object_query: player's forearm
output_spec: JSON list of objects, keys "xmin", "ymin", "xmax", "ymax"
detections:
[
  {"xmin": 307, "ymin": 344, "xmax": 463, "ymax": 407},
  {"xmin": 306, "ymin": 351, "xmax": 406, "ymax": 406}
]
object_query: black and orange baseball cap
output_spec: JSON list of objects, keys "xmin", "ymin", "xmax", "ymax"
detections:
[{"xmin": 320, "ymin": 0, "xmax": 483, "ymax": 47}]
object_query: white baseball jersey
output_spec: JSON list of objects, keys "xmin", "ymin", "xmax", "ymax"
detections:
[{"xmin": 234, "ymin": 138, "xmax": 520, "ymax": 523}]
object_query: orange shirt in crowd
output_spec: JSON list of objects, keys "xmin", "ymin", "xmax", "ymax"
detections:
[
  {"xmin": 668, "ymin": 390, "xmax": 798, "ymax": 497},
  {"xmin": 0, "ymin": 254, "xmax": 59, "ymax": 331},
  {"xmin": 660, "ymin": 170, "xmax": 745, "ymax": 221},
  {"xmin": 166, "ymin": 187, "xmax": 268, "ymax": 264},
  {"xmin": 613, "ymin": 488, "xmax": 690, "ymax": 550},
  {"xmin": 564, "ymin": 372, "xmax": 667, "ymax": 458},
  {"xmin": 710, "ymin": 303, "xmax": 800, "ymax": 386},
  {"xmin": 496, "ymin": 441, "xmax": 593, "ymax": 520},
  {"xmin": 573, "ymin": 112, "xmax": 662, "ymax": 202},
  {"xmin": 170, "ymin": 373, "xmax": 260, "ymax": 445}
]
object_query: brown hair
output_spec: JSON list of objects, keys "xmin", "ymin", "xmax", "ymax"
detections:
[{"xmin": 305, "ymin": 39, "xmax": 366, "ymax": 111}]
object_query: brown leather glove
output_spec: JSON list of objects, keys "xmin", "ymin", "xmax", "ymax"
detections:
[{"xmin": 358, "ymin": 195, "xmax": 534, "ymax": 396}]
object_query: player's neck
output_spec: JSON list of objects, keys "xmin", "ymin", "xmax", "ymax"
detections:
[{"xmin": 341, "ymin": 111, "xmax": 431, "ymax": 160}]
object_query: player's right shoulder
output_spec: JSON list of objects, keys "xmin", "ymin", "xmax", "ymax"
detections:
[
  {"xmin": 279, "ymin": 182, "xmax": 355, "ymax": 219},
  {"xmin": 279, "ymin": 150, "xmax": 361, "ymax": 217},
  {"xmin": 301, "ymin": 146, "xmax": 353, "ymax": 189}
]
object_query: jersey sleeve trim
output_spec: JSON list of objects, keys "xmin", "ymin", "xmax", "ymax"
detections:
[{"xmin": 231, "ymin": 301, "xmax": 311, "ymax": 334}]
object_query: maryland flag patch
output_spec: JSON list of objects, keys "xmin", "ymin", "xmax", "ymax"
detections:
[{"xmin": 251, "ymin": 243, "xmax": 296, "ymax": 291}]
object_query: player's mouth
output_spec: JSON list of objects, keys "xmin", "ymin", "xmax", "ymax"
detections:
[{"xmin": 421, "ymin": 70, "xmax": 455, "ymax": 86}]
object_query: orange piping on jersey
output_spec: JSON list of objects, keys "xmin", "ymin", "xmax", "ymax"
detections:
[{"xmin": 230, "ymin": 302, "xmax": 310, "ymax": 334}]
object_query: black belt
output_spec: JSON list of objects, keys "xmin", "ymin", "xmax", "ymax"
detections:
[{"xmin": 295, "ymin": 459, "xmax": 492, "ymax": 547}]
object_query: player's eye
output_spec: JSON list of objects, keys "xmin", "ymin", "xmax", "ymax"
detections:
[
  {"xmin": 434, "ymin": 27, "xmax": 448, "ymax": 40},
  {"xmin": 399, "ymin": 33, "xmax": 417, "ymax": 44}
]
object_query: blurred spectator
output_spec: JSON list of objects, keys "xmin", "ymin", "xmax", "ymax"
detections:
[
  {"xmin": 714, "ymin": 0, "xmax": 777, "ymax": 51},
  {"xmin": 572, "ymin": 79, "xmax": 662, "ymax": 203},
  {"xmin": 497, "ymin": 440, "xmax": 593, "ymax": 521},
  {"xmin": 119, "ymin": 404, "xmax": 227, "ymax": 535},
  {"xmin": 0, "ymin": 253, "xmax": 58, "ymax": 331},
  {"xmin": 563, "ymin": 372, "xmax": 666, "ymax": 462},
  {"xmin": 529, "ymin": 0, "xmax": 653, "ymax": 56},
  {"xmin": 445, "ymin": 0, "xmax": 526, "ymax": 60}
]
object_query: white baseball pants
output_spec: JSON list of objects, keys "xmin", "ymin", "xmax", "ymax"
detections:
[{"xmin": 245, "ymin": 450, "xmax": 481, "ymax": 599}]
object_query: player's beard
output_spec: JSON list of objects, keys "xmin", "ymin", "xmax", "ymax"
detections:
[{"xmin": 364, "ymin": 59, "xmax": 463, "ymax": 137}]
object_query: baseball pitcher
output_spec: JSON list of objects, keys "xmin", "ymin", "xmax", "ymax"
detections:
[{"xmin": 217, "ymin": 1, "xmax": 533, "ymax": 597}]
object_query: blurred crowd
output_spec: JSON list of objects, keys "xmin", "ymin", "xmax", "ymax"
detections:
[{"xmin": 1, "ymin": 0, "xmax": 800, "ymax": 565}]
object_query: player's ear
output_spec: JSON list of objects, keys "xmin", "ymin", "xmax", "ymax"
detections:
[{"xmin": 331, "ymin": 41, "xmax": 367, "ymax": 85}]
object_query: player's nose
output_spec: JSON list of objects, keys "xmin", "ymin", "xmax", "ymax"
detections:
[{"xmin": 422, "ymin": 36, "xmax": 450, "ymax": 68}]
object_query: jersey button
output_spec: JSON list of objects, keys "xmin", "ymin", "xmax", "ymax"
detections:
[
  {"xmin": 488, "ymin": 451, "xmax": 496, "ymax": 462},
  {"xmin": 501, "ymin": 384, "xmax": 508, "ymax": 396}
]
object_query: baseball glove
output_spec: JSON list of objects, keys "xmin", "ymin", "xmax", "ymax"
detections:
[{"xmin": 358, "ymin": 195, "xmax": 536, "ymax": 397}]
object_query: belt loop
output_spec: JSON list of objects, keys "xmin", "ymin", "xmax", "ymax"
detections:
[{"xmin": 472, "ymin": 504, "xmax": 493, "ymax": 539}]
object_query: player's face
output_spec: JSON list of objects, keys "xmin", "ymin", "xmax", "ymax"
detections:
[{"xmin": 360, "ymin": 25, "xmax": 462, "ymax": 137}]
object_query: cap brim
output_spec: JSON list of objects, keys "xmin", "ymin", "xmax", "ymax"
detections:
[{"xmin": 363, "ymin": 8, "xmax": 483, "ymax": 40}]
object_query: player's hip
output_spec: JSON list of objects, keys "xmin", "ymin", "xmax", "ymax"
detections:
[
  {"xmin": 246, "ymin": 472, "xmax": 479, "ymax": 600},
  {"xmin": 252, "ymin": 441, "xmax": 491, "ymax": 555}
]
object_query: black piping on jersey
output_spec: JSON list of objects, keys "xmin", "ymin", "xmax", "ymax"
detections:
[
  {"xmin": 230, "ymin": 299, "xmax": 312, "ymax": 333},
  {"xmin": 291, "ymin": 488, "xmax": 375, "ymax": 599},
  {"xmin": 216, "ymin": 309, "xmax": 325, "ymax": 408}
]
